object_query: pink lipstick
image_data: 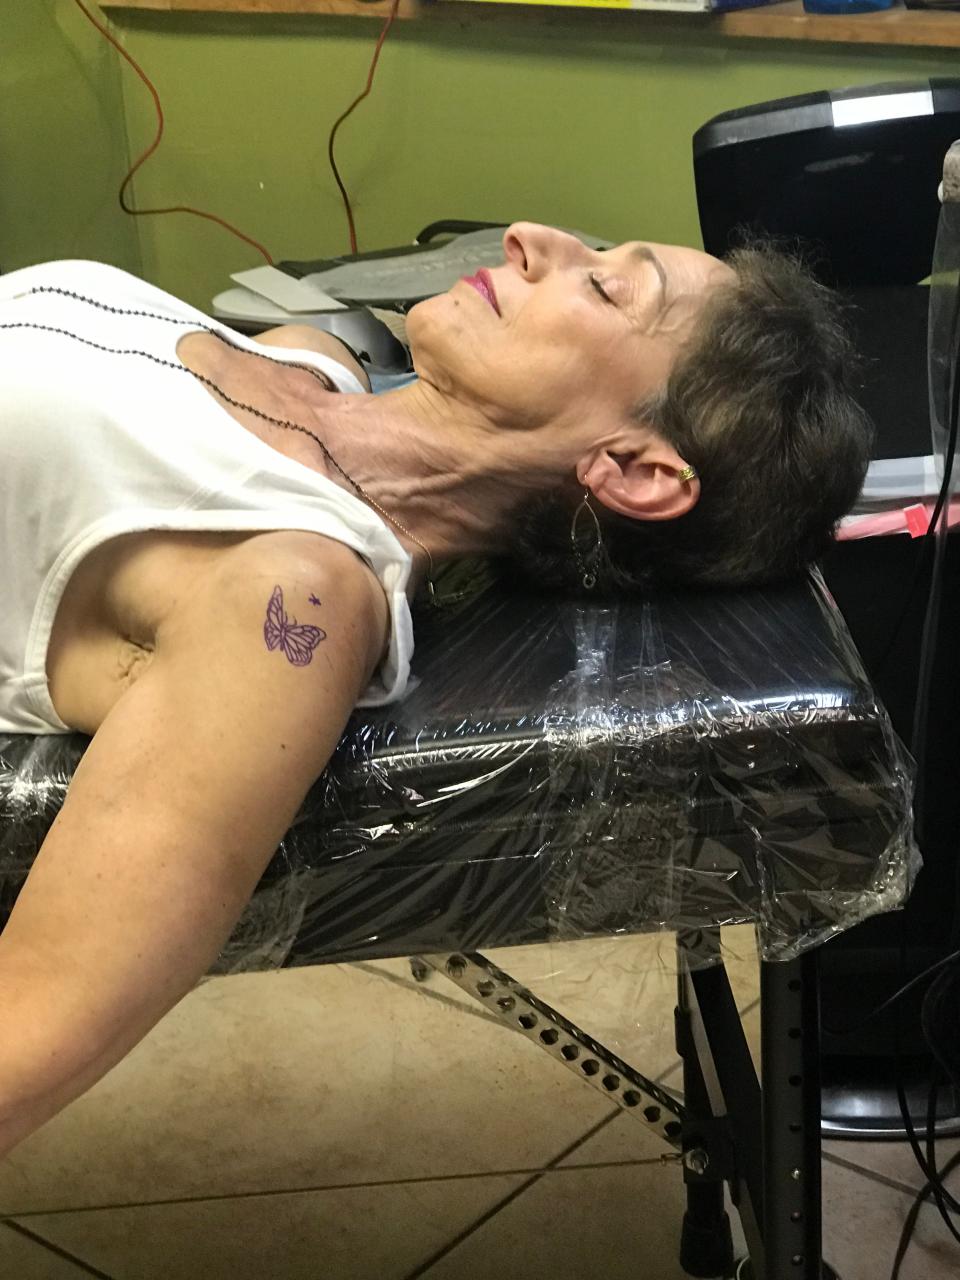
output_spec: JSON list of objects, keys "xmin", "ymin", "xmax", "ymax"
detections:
[{"xmin": 463, "ymin": 269, "xmax": 500, "ymax": 315}]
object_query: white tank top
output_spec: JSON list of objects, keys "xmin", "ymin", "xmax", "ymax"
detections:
[{"xmin": 0, "ymin": 260, "xmax": 414, "ymax": 735}]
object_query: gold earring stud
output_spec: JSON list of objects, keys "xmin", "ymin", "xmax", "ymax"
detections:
[{"xmin": 677, "ymin": 466, "xmax": 697, "ymax": 483}]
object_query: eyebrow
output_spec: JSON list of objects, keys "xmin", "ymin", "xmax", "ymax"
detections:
[{"xmin": 629, "ymin": 245, "xmax": 668, "ymax": 311}]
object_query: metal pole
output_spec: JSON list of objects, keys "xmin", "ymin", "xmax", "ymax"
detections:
[{"xmin": 761, "ymin": 951, "xmax": 824, "ymax": 1279}]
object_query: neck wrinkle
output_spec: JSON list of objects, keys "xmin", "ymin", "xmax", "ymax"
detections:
[{"xmin": 298, "ymin": 380, "xmax": 565, "ymax": 569}]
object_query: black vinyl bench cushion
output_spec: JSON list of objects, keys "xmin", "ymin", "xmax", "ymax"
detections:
[{"xmin": 0, "ymin": 574, "xmax": 916, "ymax": 975}]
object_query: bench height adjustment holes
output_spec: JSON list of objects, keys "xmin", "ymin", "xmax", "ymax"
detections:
[
  {"xmin": 581, "ymin": 1059, "xmax": 600, "ymax": 1076},
  {"xmin": 519, "ymin": 1013, "xmax": 538, "ymax": 1030},
  {"xmin": 476, "ymin": 979, "xmax": 496, "ymax": 997},
  {"xmin": 497, "ymin": 996, "xmax": 515, "ymax": 1012},
  {"xmin": 540, "ymin": 1028, "xmax": 560, "ymax": 1046},
  {"xmin": 561, "ymin": 1044, "xmax": 580, "ymax": 1061}
]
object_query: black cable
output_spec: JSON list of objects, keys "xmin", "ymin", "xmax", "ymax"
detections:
[
  {"xmin": 826, "ymin": 246, "xmax": 960, "ymax": 1042},
  {"xmin": 908, "ymin": 303, "xmax": 959, "ymax": 821},
  {"xmin": 889, "ymin": 227, "xmax": 960, "ymax": 1271},
  {"xmin": 824, "ymin": 328, "xmax": 960, "ymax": 1035},
  {"xmin": 821, "ymin": 944, "xmax": 960, "ymax": 1039},
  {"xmin": 875, "ymin": 243, "xmax": 960, "ymax": 686},
  {"xmin": 890, "ymin": 1149, "xmax": 960, "ymax": 1280},
  {"xmin": 921, "ymin": 965, "xmax": 960, "ymax": 1096},
  {"xmin": 874, "ymin": 533, "xmax": 935, "ymax": 686},
  {"xmin": 924, "ymin": 1075, "xmax": 960, "ymax": 1242},
  {"xmin": 894, "ymin": 969, "xmax": 960, "ymax": 1221},
  {"xmin": 924, "ymin": 1072, "xmax": 960, "ymax": 1242}
]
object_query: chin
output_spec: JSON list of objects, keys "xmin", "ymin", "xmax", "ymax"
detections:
[
  {"xmin": 402, "ymin": 295, "xmax": 446, "ymax": 355},
  {"xmin": 404, "ymin": 295, "xmax": 468, "ymax": 385}
]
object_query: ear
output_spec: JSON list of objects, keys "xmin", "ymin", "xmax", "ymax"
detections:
[{"xmin": 577, "ymin": 433, "xmax": 700, "ymax": 523}]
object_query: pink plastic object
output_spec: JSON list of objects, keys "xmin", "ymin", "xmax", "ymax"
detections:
[{"xmin": 837, "ymin": 499, "xmax": 960, "ymax": 541}]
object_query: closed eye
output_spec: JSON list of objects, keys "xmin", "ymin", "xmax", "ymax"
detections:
[{"xmin": 589, "ymin": 272, "xmax": 615, "ymax": 305}]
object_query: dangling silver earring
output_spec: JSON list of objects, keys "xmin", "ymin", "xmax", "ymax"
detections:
[{"xmin": 570, "ymin": 489, "xmax": 604, "ymax": 590}]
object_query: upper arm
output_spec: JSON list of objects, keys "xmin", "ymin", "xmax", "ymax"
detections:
[
  {"xmin": 143, "ymin": 536, "xmax": 385, "ymax": 844},
  {"xmin": 255, "ymin": 324, "xmax": 371, "ymax": 391},
  {"xmin": 1, "ymin": 537, "xmax": 388, "ymax": 1006},
  {"xmin": 119, "ymin": 535, "xmax": 387, "ymax": 878}
]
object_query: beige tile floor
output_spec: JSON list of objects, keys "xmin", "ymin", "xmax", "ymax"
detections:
[{"xmin": 0, "ymin": 926, "xmax": 957, "ymax": 1280}]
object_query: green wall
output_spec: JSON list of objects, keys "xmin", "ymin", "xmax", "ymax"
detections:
[
  {"xmin": 1, "ymin": 0, "xmax": 139, "ymax": 275},
  {"xmin": 5, "ymin": 5, "xmax": 960, "ymax": 308}
]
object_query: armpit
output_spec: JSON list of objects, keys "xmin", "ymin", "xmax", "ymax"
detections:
[{"xmin": 115, "ymin": 636, "xmax": 156, "ymax": 691}]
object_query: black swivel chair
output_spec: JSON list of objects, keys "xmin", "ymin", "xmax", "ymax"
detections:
[{"xmin": 694, "ymin": 78, "xmax": 960, "ymax": 1139}]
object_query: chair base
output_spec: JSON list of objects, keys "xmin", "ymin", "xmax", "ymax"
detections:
[{"xmin": 821, "ymin": 1055, "xmax": 960, "ymax": 1139}]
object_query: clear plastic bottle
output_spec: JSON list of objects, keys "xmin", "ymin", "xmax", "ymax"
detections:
[{"xmin": 802, "ymin": 0, "xmax": 894, "ymax": 11}]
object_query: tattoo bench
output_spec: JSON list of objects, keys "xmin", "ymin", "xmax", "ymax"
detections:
[{"xmin": 0, "ymin": 572, "xmax": 915, "ymax": 1280}]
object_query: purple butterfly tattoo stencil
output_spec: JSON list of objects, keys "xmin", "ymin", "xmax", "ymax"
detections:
[{"xmin": 263, "ymin": 585, "xmax": 326, "ymax": 667}]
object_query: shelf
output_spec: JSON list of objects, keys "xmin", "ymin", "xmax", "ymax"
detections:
[
  {"xmin": 98, "ymin": 0, "xmax": 960, "ymax": 50},
  {"xmin": 717, "ymin": 1, "xmax": 960, "ymax": 46},
  {"xmin": 99, "ymin": 0, "xmax": 420, "ymax": 15}
]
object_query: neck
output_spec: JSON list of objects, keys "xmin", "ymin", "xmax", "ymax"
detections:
[{"xmin": 291, "ymin": 378, "xmax": 564, "ymax": 581}]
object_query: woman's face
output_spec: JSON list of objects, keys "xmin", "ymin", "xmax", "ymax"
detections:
[{"xmin": 406, "ymin": 222, "xmax": 733, "ymax": 436}]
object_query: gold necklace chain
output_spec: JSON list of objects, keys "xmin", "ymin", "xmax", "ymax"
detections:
[{"xmin": 11, "ymin": 287, "xmax": 440, "ymax": 593}]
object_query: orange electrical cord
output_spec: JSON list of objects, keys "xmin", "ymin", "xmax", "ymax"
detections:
[
  {"xmin": 327, "ymin": 0, "xmax": 403, "ymax": 255},
  {"xmin": 70, "ymin": 0, "xmax": 274, "ymax": 265}
]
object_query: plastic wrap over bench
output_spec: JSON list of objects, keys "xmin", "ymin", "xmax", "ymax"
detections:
[{"xmin": 0, "ymin": 571, "xmax": 918, "ymax": 978}]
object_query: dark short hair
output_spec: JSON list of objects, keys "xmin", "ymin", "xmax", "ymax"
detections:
[{"xmin": 501, "ymin": 245, "xmax": 874, "ymax": 595}]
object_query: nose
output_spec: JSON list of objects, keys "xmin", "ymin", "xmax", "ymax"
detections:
[{"xmin": 502, "ymin": 222, "xmax": 589, "ymax": 280}]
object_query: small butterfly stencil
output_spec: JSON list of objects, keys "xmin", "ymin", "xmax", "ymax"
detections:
[{"xmin": 264, "ymin": 585, "xmax": 326, "ymax": 667}]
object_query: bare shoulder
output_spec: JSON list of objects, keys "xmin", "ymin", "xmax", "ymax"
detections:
[
  {"xmin": 158, "ymin": 529, "xmax": 390, "ymax": 687},
  {"xmin": 254, "ymin": 324, "xmax": 371, "ymax": 391},
  {"xmin": 96, "ymin": 527, "xmax": 397, "ymax": 810}
]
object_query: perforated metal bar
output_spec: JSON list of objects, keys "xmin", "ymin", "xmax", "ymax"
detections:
[{"xmin": 419, "ymin": 951, "xmax": 685, "ymax": 1150}]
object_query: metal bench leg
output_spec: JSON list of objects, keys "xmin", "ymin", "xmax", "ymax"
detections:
[
  {"xmin": 676, "ymin": 956, "xmax": 735, "ymax": 1278},
  {"xmin": 760, "ymin": 951, "xmax": 836, "ymax": 1280},
  {"xmin": 683, "ymin": 931, "xmax": 766, "ymax": 1277}
]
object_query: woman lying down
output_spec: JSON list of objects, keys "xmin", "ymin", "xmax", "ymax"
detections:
[{"xmin": 0, "ymin": 223, "xmax": 871, "ymax": 1158}]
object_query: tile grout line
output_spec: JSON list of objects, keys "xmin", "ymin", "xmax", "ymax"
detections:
[
  {"xmin": 397, "ymin": 1110, "xmax": 624, "ymax": 1280},
  {"xmin": 1, "ymin": 1219, "xmax": 116, "ymax": 1279},
  {"xmin": 822, "ymin": 1147, "xmax": 958, "ymax": 1201},
  {"xmin": 0, "ymin": 1155, "xmax": 674, "ymax": 1223}
]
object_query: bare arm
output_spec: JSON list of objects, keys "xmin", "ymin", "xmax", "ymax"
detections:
[{"xmin": 0, "ymin": 534, "xmax": 388, "ymax": 1154}]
